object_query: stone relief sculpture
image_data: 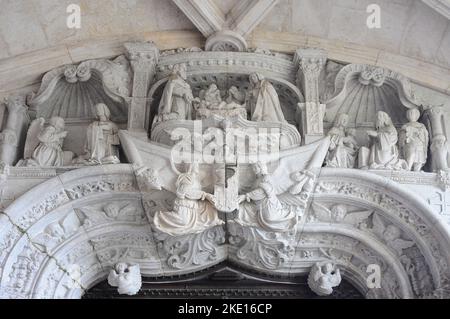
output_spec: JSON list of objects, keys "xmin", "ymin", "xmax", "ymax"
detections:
[
  {"xmin": 310, "ymin": 202, "xmax": 372, "ymax": 229},
  {"xmin": 361, "ymin": 111, "xmax": 408, "ymax": 170},
  {"xmin": 307, "ymin": 262, "xmax": 342, "ymax": 296},
  {"xmin": 371, "ymin": 213, "xmax": 415, "ymax": 256},
  {"xmin": 246, "ymin": 73, "xmax": 287, "ymax": 123},
  {"xmin": 325, "ymin": 114, "xmax": 359, "ymax": 168},
  {"xmin": 156, "ymin": 63, "xmax": 194, "ymax": 122},
  {"xmin": 194, "ymin": 84, "xmax": 247, "ymax": 119},
  {"xmin": 152, "ymin": 163, "xmax": 224, "ymax": 236},
  {"xmin": 74, "ymin": 103, "xmax": 120, "ymax": 165},
  {"xmin": 399, "ymin": 109, "xmax": 429, "ymax": 171},
  {"xmin": 18, "ymin": 117, "xmax": 71, "ymax": 167},
  {"xmin": 431, "ymin": 135, "xmax": 450, "ymax": 172},
  {"xmin": 107, "ymin": 262, "xmax": 142, "ymax": 296},
  {"xmin": 236, "ymin": 162, "xmax": 297, "ymax": 233}
]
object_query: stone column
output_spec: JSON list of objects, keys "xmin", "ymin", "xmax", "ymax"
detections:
[
  {"xmin": 0, "ymin": 95, "xmax": 29, "ymax": 165},
  {"xmin": 125, "ymin": 42, "xmax": 159, "ymax": 132},
  {"xmin": 294, "ymin": 48, "xmax": 327, "ymax": 144}
]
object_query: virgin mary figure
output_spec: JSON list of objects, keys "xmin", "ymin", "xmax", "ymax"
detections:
[{"xmin": 246, "ymin": 73, "xmax": 287, "ymax": 123}]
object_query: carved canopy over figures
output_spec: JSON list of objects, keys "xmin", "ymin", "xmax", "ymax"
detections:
[{"xmin": 1, "ymin": 41, "xmax": 450, "ymax": 300}]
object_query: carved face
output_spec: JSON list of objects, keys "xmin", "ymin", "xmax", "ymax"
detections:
[
  {"xmin": 335, "ymin": 114, "xmax": 349, "ymax": 128},
  {"xmin": 323, "ymin": 263, "xmax": 334, "ymax": 274},
  {"xmin": 49, "ymin": 117, "xmax": 65, "ymax": 131},
  {"xmin": 95, "ymin": 103, "xmax": 111, "ymax": 121},
  {"xmin": 406, "ymin": 109, "xmax": 420, "ymax": 123},
  {"xmin": 376, "ymin": 111, "xmax": 392, "ymax": 128},
  {"xmin": 115, "ymin": 263, "xmax": 128, "ymax": 274},
  {"xmin": 385, "ymin": 225, "xmax": 401, "ymax": 241},
  {"xmin": 331, "ymin": 205, "xmax": 347, "ymax": 219}
]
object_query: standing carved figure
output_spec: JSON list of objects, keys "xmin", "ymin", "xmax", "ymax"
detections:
[
  {"xmin": 153, "ymin": 163, "xmax": 223, "ymax": 236},
  {"xmin": 246, "ymin": 73, "xmax": 286, "ymax": 123},
  {"xmin": 79, "ymin": 103, "xmax": 120, "ymax": 164},
  {"xmin": 157, "ymin": 64, "xmax": 194, "ymax": 122},
  {"xmin": 25, "ymin": 117, "xmax": 67, "ymax": 167},
  {"xmin": 236, "ymin": 162, "xmax": 297, "ymax": 233},
  {"xmin": 308, "ymin": 262, "xmax": 342, "ymax": 296},
  {"xmin": 430, "ymin": 135, "xmax": 450, "ymax": 172},
  {"xmin": 107, "ymin": 263, "xmax": 142, "ymax": 296},
  {"xmin": 367, "ymin": 111, "xmax": 407, "ymax": 170},
  {"xmin": 399, "ymin": 109, "xmax": 429, "ymax": 171},
  {"xmin": 326, "ymin": 114, "xmax": 359, "ymax": 168}
]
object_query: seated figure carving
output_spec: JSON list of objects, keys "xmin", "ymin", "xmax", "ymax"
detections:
[
  {"xmin": 363, "ymin": 111, "xmax": 408, "ymax": 170},
  {"xmin": 399, "ymin": 108, "xmax": 429, "ymax": 171},
  {"xmin": 236, "ymin": 162, "xmax": 297, "ymax": 233},
  {"xmin": 246, "ymin": 73, "xmax": 287, "ymax": 123},
  {"xmin": 156, "ymin": 63, "xmax": 194, "ymax": 122},
  {"xmin": 194, "ymin": 84, "xmax": 247, "ymax": 119},
  {"xmin": 19, "ymin": 116, "xmax": 70, "ymax": 167},
  {"xmin": 325, "ymin": 114, "xmax": 359, "ymax": 168},
  {"xmin": 152, "ymin": 163, "xmax": 224, "ymax": 236},
  {"xmin": 73, "ymin": 103, "xmax": 120, "ymax": 165}
]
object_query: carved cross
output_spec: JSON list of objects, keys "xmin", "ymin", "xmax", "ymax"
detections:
[{"xmin": 428, "ymin": 192, "xmax": 450, "ymax": 216}]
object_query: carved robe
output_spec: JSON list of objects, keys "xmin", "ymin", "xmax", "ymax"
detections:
[
  {"xmin": 399, "ymin": 122, "xmax": 429, "ymax": 170},
  {"xmin": 326, "ymin": 126, "xmax": 358, "ymax": 168},
  {"xmin": 158, "ymin": 75, "xmax": 194, "ymax": 120},
  {"xmin": 369, "ymin": 124, "xmax": 406, "ymax": 170},
  {"xmin": 237, "ymin": 175, "xmax": 297, "ymax": 233},
  {"xmin": 153, "ymin": 173, "xmax": 223, "ymax": 236},
  {"xmin": 248, "ymin": 80, "xmax": 286, "ymax": 123},
  {"xmin": 85, "ymin": 120, "xmax": 120, "ymax": 162},
  {"xmin": 32, "ymin": 126, "xmax": 65, "ymax": 167}
]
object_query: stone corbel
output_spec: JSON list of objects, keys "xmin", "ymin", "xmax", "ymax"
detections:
[
  {"xmin": 294, "ymin": 48, "xmax": 328, "ymax": 144},
  {"xmin": 125, "ymin": 42, "xmax": 160, "ymax": 132}
]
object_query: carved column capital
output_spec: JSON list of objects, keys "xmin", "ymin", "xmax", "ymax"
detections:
[
  {"xmin": 124, "ymin": 42, "xmax": 160, "ymax": 131},
  {"xmin": 125, "ymin": 41, "xmax": 160, "ymax": 71}
]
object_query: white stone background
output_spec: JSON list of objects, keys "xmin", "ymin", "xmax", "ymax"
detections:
[
  {"xmin": 0, "ymin": 0, "xmax": 448, "ymax": 68},
  {"xmin": 0, "ymin": 0, "xmax": 449, "ymax": 100}
]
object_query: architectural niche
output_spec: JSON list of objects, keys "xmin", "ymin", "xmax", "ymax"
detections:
[{"xmin": 1, "ymin": 38, "xmax": 450, "ymax": 300}]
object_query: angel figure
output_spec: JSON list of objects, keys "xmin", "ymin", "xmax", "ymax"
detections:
[
  {"xmin": 399, "ymin": 109, "xmax": 429, "ymax": 171},
  {"xmin": 246, "ymin": 73, "xmax": 287, "ymax": 123},
  {"xmin": 236, "ymin": 162, "xmax": 297, "ymax": 233},
  {"xmin": 152, "ymin": 163, "xmax": 224, "ymax": 236},
  {"xmin": 34, "ymin": 212, "xmax": 81, "ymax": 251},
  {"xmin": 307, "ymin": 262, "xmax": 342, "ymax": 296},
  {"xmin": 310, "ymin": 202, "xmax": 372, "ymax": 228},
  {"xmin": 371, "ymin": 214, "xmax": 415, "ymax": 256},
  {"xmin": 21, "ymin": 117, "xmax": 68, "ymax": 167},
  {"xmin": 107, "ymin": 263, "xmax": 142, "ymax": 296}
]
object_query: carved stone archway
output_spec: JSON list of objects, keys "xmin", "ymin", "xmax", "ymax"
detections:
[{"xmin": 1, "ymin": 165, "xmax": 449, "ymax": 299}]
